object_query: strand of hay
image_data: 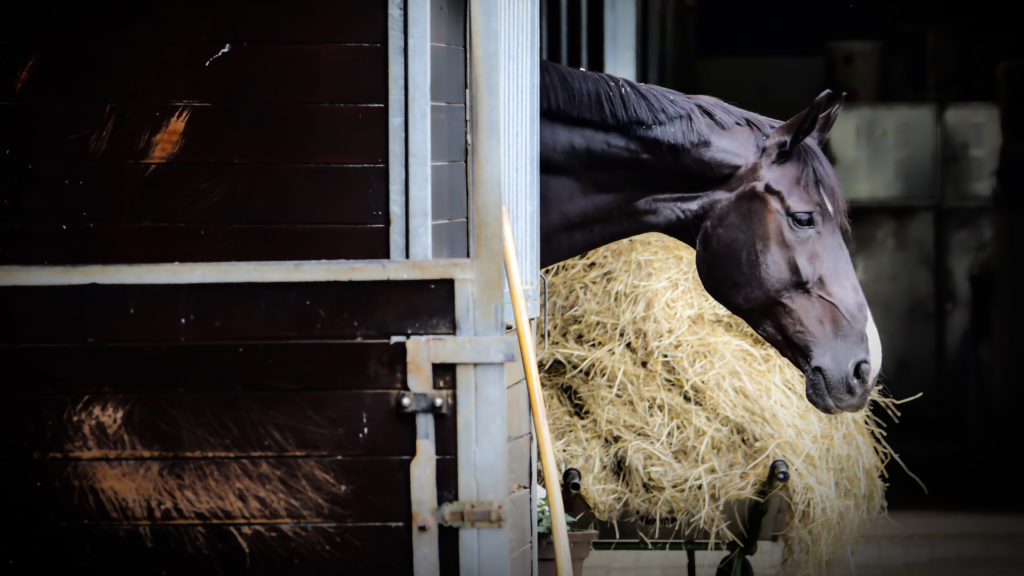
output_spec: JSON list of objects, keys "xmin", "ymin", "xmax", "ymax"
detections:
[{"xmin": 538, "ymin": 232, "xmax": 911, "ymax": 575}]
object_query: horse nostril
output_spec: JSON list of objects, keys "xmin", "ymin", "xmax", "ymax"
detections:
[{"xmin": 853, "ymin": 360, "xmax": 871, "ymax": 386}]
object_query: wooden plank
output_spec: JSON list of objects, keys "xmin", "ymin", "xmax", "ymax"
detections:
[
  {"xmin": 0, "ymin": 164, "xmax": 388, "ymax": 225},
  {"xmin": 0, "ymin": 342, "xmax": 407, "ymax": 395},
  {"xmin": 0, "ymin": 281, "xmax": 456, "ymax": 344},
  {"xmin": 3, "ymin": 457, "xmax": 457, "ymax": 524},
  {"xmin": 2, "ymin": 524, "xmax": 414, "ymax": 576},
  {"xmin": 3, "ymin": 44, "xmax": 386, "ymax": 103},
  {"xmin": 0, "ymin": 103, "xmax": 387, "ymax": 163},
  {"xmin": 0, "ymin": 2, "xmax": 386, "ymax": 43},
  {"xmin": 0, "ymin": 392, "xmax": 458, "ymax": 459},
  {"xmin": 0, "ymin": 223, "xmax": 388, "ymax": 264}
]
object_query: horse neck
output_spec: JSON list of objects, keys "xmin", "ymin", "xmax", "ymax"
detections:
[{"xmin": 539, "ymin": 119, "xmax": 743, "ymax": 268}]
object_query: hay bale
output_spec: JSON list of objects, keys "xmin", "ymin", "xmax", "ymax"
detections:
[{"xmin": 538, "ymin": 232, "xmax": 913, "ymax": 575}]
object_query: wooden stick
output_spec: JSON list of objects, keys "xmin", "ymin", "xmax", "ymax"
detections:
[{"xmin": 501, "ymin": 204, "xmax": 573, "ymax": 576}]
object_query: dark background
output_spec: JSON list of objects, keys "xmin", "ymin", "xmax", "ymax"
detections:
[{"xmin": 545, "ymin": 0, "xmax": 1023, "ymax": 512}]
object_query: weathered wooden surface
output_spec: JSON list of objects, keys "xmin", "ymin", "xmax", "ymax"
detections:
[
  {"xmin": 1, "ymin": 2, "xmax": 390, "ymax": 265},
  {"xmin": 0, "ymin": 281, "xmax": 455, "ymax": 342},
  {"xmin": 2, "ymin": 279, "xmax": 459, "ymax": 574},
  {"xmin": 0, "ymin": 2, "xmax": 387, "ymax": 43},
  {"xmin": 4, "ymin": 524, "xmax": 416, "ymax": 576},
  {"xmin": 0, "ymin": 164, "xmax": 388, "ymax": 225},
  {"xmin": 1, "ymin": 392, "xmax": 458, "ymax": 458},
  {"xmin": 1, "ymin": 341, "xmax": 407, "ymax": 394},
  {"xmin": 2, "ymin": 458, "xmax": 459, "ymax": 575},
  {"xmin": 1, "ymin": 44, "xmax": 387, "ymax": 102},
  {"xmin": 5, "ymin": 458, "xmax": 456, "ymax": 524},
  {"xmin": 0, "ymin": 104, "xmax": 387, "ymax": 163},
  {"xmin": 0, "ymin": 222, "xmax": 389, "ymax": 264},
  {"xmin": 0, "ymin": 2, "xmax": 462, "ymax": 571}
]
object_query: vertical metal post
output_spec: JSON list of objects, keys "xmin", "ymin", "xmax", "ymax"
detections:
[
  {"xmin": 540, "ymin": 0, "xmax": 549, "ymax": 60},
  {"xmin": 406, "ymin": 3, "xmax": 437, "ymax": 575},
  {"xmin": 644, "ymin": 0, "xmax": 663, "ymax": 82},
  {"xmin": 407, "ymin": 0, "xmax": 432, "ymax": 259},
  {"xmin": 580, "ymin": 0, "xmax": 589, "ymax": 69},
  {"xmin": 603, "ymin": 0, "xmax": 637, "ymax": 80},
  {"xmin": 559, "ymin": 0, "xmax": 568, "ymax": 65},
  {"xmin": 466, "ymin": 2, "xmax": 511, "ymax": 576},
  {"xmin": 500, "ymin": 0, "xmax": 541, "ymax": 325},
  {"xmin": 388, "ymin": 0, "xmax": 407, "ymax": 259}
]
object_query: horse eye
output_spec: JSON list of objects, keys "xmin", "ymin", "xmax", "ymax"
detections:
[{"xmin": 789, "ymin": 212, "xmax": 815, "ymax": 229}]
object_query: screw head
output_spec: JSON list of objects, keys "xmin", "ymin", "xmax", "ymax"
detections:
[
  {"xmin": 400, "ymin": 395, "xmax": 413, "ymax": 408},
  {"xmin": 433, "ymin": 397, "xmax": 444, "ymax": 408}
]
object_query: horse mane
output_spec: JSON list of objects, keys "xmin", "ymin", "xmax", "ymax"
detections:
[
  {"xmin": 540, "ymin": 60, "xmax": 773, "ymax": 144},
  {"xmin": 539, "ymin": 60, "xmax": 848, "ymax": 230}
]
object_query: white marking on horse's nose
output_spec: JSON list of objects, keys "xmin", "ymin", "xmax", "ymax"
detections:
[{"xmin": 866, "ymin": 309, "xmax": 882, "ymax": 384}]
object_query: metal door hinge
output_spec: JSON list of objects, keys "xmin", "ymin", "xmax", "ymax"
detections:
[
  {"xmin": 437, "ymin": 501, "xmax": 506, "ymax": 528},
  {"xmin": 397, "ymin": 391, "xmax": 453, "ymax": 415}
]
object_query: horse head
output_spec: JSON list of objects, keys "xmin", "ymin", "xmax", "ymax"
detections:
[
  {"xmin": 693, "ymin": 90, "xmax": 882, "ymax": 414},
  {"xmin": 538, "ymin": 62, "xmax": 880, "ymax": 414}
]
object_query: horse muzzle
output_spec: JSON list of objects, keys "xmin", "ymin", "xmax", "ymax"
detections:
[{"xmin": 805, "ymin": 358, "xmax": 875, "ymax": 414}]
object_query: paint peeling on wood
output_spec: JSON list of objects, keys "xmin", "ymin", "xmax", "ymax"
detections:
[
  {"xmin": 89, "ymin": 104, "xmax": 116, "ymax": 157},
  {"xmin": 61, "ymin": 396, "xmax": 145, "ymax": 457},
  {"xmin": 144, "ymin": 107, "xmax": 190, "ymax": 162},
  {"xmin": 72, "ymin": 459, "xmax": 343, "ymax": 523},
  {"xmin": 15, "ymin": 55, "xmax": 37, "ymax": 92},
  {"xmin": 205, "ymin": 43, "xmax": 232, "ymax": 67},
  {"xmin": 45, "ymin": 393, "xmax": 393, "ymax": 459},
  {"xmin": 55, "ymin": 397, "xmax": 341, "ymax": 522}
]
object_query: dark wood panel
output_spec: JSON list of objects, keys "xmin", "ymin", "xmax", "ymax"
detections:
[
  {"xmin": 0, "ymin": 391, "xmax": 457, "ymax": 458},
  {"xmin": 0, "ymin": 223, "xmax": 387, "ymax": 264},
  {"xmin": 2, "ymin": 457, "xmax": 457, "ymax": 524},
  {"xmin": 3, "ymin": 44, "xmax": 386, "ymax": 103},
  {"xmin": 0, "ymin": 164, "xmax": 387, "ymax": 225},
  {"xmin": 0, "ymin": 2, "xmax": 386, "ymax": 43},
  {"xmin": 2, "ymin": 524, "xmax": 414, "ymax": 576},
  {"xmin": 0, "ymin": 342, "xmax": 407, "ymax": 394},
  {"xmin": 0, "ymin": 281, "xmax": 456, "ymax": 344},
  {"xmin": 0, "ymin": 103, "xmax": 386, "ymax": 163}
]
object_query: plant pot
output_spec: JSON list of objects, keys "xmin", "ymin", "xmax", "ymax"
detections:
[{"xmin": 537, "ymin": 530, "xmax": 599, "ymax": 576}]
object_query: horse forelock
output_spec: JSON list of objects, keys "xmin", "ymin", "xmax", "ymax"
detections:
[{"xmin": 790, "ymin": 144, "xmax": 850, "ymax": 233}]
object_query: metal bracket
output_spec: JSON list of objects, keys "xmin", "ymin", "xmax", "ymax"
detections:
[
  {"xmin": 404, "ymin": 335, "xmax": 516, "ymax": 365},
  {"xmin": 397, "ymin": 391, "xmax": 453, "ymax": 415},
  {"xmin": 437, "ymin": 501, "xmax": 506, "ymax": 528}
]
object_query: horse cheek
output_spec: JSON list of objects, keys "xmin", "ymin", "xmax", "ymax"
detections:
[{"xmin": 696, "ymin": 228, "xmax": 755, "ymax": 317}]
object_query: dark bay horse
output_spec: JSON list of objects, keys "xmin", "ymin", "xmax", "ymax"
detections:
[{"xmin": 538, "ymin": 61, "xmax": 881, "ymax": 415}]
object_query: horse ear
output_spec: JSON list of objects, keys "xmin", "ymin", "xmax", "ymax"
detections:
[
  {"xmin": 766, "ymin": 89, "xmax": 837, "ymax": 162},
  {"xmin": 812, "ymin": 91, "xmax": 845, "ymax": 146}
]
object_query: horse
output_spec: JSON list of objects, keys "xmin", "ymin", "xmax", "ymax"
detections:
[{"xmin": 538, "ymin": 60, "xmax": 881, "ymax": 415}]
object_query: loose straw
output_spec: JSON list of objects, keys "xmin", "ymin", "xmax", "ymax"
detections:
[
  {"xmin": 536, "ymin": 232, "xmax": 918, "ymax": 575},
  {"xmin": 502, "ymin": 204, "xmax": 573, "ymax": 576}
]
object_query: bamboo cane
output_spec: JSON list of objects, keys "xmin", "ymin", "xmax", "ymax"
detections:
[{"xmin": 501, "ymin": 204, "xmax": 573, "ymax": 576}]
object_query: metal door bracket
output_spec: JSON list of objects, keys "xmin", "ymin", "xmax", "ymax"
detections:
[
  {"xmin": 437, "ymin": 501, "xmax": 506, "ymax": 528},
  {"xmin": 397, "ymin": 391, "xmax": 453, "ymax": 415}
]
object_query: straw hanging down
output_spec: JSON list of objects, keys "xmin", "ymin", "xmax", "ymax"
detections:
[
  {"xmin": 502, "ymin": 205, "xmax": 573, "ymax": 576},
  {"xmin": 537, "ymin": 232, "xmax": 915, "ymax": 576}
]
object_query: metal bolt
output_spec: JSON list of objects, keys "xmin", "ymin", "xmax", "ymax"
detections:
[
  {"xmin": 400, "ymin": 395, "xmax": 413, "ymax": 408},
  {"xmin": 432, "ymin": 397, "xmax": 444, "ymax": 408}
]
